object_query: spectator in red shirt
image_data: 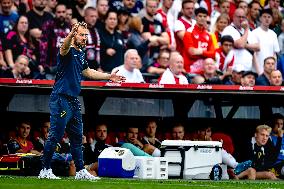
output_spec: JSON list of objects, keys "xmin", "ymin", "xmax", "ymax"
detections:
[
  {"xmin": 183, "ymin": 7, "xmax": 216, "ymax": 74},
  {"xmin": 156, "ymin": 0, "xmax": 174, "ymax": 49},
  {"xmin": 174, "ymin": 0, "xmax": 196, "ymax": 54},
  {"xmin": 215, "ymin": 35, "xmax": 235, "ymax": 73}
]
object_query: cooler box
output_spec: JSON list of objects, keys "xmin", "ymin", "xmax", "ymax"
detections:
[
  {"xmin": 98, "ymin": 147, "xmax": 135, "ymax": 178},
  {"xmin": 134, "ymin": 157, "xmax": 168, "ymax": 179},
  {"xmin": 153, "ymin": 157, "xmax": 168, "ymax": 179},
  {"xmin": 134, "ymin": 156, "xmax": 155, "ymax": 179},
  {"xmin": 160, "ymin": 140, "xmax": 222, "ymax": 179}
]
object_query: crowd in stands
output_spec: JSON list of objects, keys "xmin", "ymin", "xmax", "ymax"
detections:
[
  {"xmin": 0, "ymin": 0, "xmax": 284, "ymax": 85},
  {"xmin": 0, "ymin": 113, "xmax": 284, "ymax": 180}
]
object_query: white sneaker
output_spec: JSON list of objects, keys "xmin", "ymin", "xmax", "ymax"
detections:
[
  {"xmin": 75, "ymin": 169, "xmax": 100, "ymax": 180},
  {"xmin": 38, "ymin": 168, "xmax": 61, "ymax": 179}
]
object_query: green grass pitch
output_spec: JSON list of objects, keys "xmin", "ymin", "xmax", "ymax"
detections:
[{"xmin": 0, "ymin": 176, "xmax": 284, "ymax": 189}]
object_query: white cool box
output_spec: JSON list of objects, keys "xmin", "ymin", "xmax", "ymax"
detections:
[
  {"xmin": 161, "ymin": 140, "xmax": 222, "ymax": 179},
  {"xmin": 98, "ymin": 140, "xmax": 223, "ymax": 180},
  {"xmin": 134, "ymin": 156, "xmax": 168, "ymax": 179}
]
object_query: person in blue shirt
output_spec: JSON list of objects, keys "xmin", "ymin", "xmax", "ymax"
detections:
[
  {"xmin": 38, "ymin": 22, "xmax": 125, "ymax": 180},
  {"xmin": 270, "ymin": 113, "xmax": 284, "ymax": 178},
  {"xmin": 0, "ymin": 0, "xmax": 18, "ymax": 36}
]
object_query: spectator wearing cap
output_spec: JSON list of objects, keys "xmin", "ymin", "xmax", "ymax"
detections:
[
  {"xmin": 256, "ymin": 56, "xmax": 276, "ymax": 86},
  {"xmin": 224, "ymin": 64, "xmax": 245, "ymax": 85},
  {"xmin": 241, "ymin": 71, "xmax": 258, "ymax": 87},
  {"xmin": 270, "ymin": 70, "xmax": 284, "ymax": 86},
  {"xmin": 251, "ymin": 8, "xmax": 279, "ymax": 75},
  {"xmin": 215, "ymin": 35, "xmax": 235, "ymax": 73},
  {"xmin": 222, "ymin": 8, "xmax": 259, "ymax": 72},
  {"xmin": 159, "ymin": 51, "xmax": 188, "ymax": 84}
]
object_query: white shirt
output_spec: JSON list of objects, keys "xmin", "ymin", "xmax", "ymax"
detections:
[
  {"xmin": 112, "ymin": 65, "xmax": 145, "ymax": 83},
  {"xmin": 210, "ymin": 10, "xmax": 220, "ymax": 33},
  {"xmin": 251, "ymin": 27, "xmax": 279, "ymax": 74},
  {"xmin": 222, "ymin": 24, "xmax": 257, "ymax": 71},
  {"xmin": 86, "ymin": 0, "xmax": 97, "ymax": 7},
  {"xmin": 168, "ymin": 0, "xmax": 199, "ymax": 34},
  {"xmin": 174, "ymin": 16, "xmax": 196, "ymax": 33},
  {"xmin": 159, "ymin": 68, "xmax": 188, "ymax": 84}
]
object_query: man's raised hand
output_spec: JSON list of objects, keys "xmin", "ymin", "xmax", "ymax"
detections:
[{"xmin": 71, "ymin": 22, "xmax": 80, "ymax": 37}]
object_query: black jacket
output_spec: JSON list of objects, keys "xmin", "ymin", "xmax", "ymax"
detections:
[{"xmin": 248, "ymin": 137, "xmax": 282, "ymax": 171}]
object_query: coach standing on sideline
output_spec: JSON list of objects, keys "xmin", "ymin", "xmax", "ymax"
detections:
[{"xmin": 38, "ymin": 22, "xmax": 125, "ymax": 180}]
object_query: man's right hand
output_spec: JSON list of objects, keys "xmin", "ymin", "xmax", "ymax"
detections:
[
  {"xmin": 130, "ymin": 138, "xmax": 143, "ymax": 148},
  {"xmin": 70, "ymin": 22, "xmax": 80, "ymax": 38}
]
